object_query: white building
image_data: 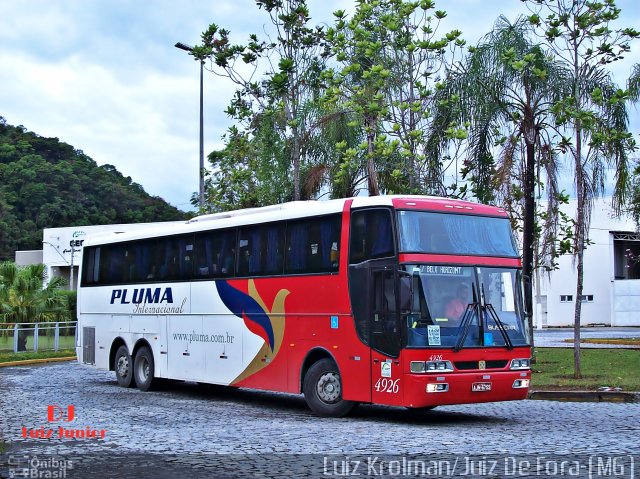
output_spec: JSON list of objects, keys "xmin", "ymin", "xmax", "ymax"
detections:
[{"xmin": 535, "ymin": 198, "xmax": 640, "ymax": 327}]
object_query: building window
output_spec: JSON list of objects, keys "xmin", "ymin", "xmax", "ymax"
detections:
[
  {"xmin": 560, "ymin": 295, "xmax": 573, "ymax": 302},
  {"xmin": 579, "ymin": 294, "xmax": 594, "ymax": 302},
  {"xmin": 613, "ymin": 233, "xmax": 640, "ymax": 280}
]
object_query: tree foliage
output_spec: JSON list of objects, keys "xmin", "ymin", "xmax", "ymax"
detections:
[
  {"xmin": 627, "ymin": 63, "xmax": 640, "ymax": 225},
  {"xmin": 0, "ymin": 117, "xmax": 186, "ymax": 260},
  {"xmin": 524, "ymin": 0, "xmax": 638, "ymax": 377},
  {"xmin": 447, "ymin": 16, "xmax": 574, "ymax": 346},
  {"xmin": 0, "ymin": 262, "xmax": 67, "ymax": 324},
  {"xmin": 324, "ymin": 0, "xmax": 465, "ymax": 196},
  {"xmin": 194, "ymin": 0, "xmax": 331, "ymax": 207}
]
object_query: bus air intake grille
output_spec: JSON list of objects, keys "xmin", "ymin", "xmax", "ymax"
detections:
[{"xmin": 454, "ymin": 360, "xmax": 508, "ymax": 370}]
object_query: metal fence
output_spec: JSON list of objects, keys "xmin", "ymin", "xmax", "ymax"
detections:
[{"xmin": 0, "ymin": 321, "xmax": 77, "ymax": 354}]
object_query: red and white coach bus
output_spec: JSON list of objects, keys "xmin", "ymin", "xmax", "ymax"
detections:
[{"xmin": 77, "ymin": 195, "xmax": 531, "ymax": 417}]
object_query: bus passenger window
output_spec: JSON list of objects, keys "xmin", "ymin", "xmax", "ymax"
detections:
[
  {"xmin": 238, "ymin": 224, "xmax": 285, "ymax": 277},
  {"xmin": 157, "ymin": 235, "xmax": 193, "ymax": 281},
  {"xmin": 349, "ymin": 209, "xmax": 394, "ymax": 264},
  {"xmin": 285, "ymin": 215, "xmax": 341, "ymax": 274},
  {"xmin": 194, "ymin": 229, "xmax": 236, "ymax": 279}
]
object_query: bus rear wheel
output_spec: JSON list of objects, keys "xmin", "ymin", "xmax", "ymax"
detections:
[
  {"xmin": 303, "ymin": 359, "xmax": 355, "ymax": 417},
  {"xmin": 133, "ymin": 346, "xmax": 155, "ymax": 391},
  {"xmin": 114, "ymin": 345, "xmax": 134, "ymax": 388}
]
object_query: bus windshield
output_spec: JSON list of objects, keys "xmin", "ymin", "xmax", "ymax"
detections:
[
  {"xmin": 397, "ymin": 210, "xmax": 518, "ymax": 257},
  {"xmin": 405, "ymin": 265, "xmax": 530, "ymax": 348}
]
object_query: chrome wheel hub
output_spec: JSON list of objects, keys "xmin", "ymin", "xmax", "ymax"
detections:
[
  {"xmin": 116, "ymin": 356, "xmax": 129, "ymax": 377},
  {"xmin": 316, "ymin": 372, "xmax": 341, "ymax": 403}
]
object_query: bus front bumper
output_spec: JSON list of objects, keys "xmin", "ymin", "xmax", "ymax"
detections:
[{"xmin": 403, "ymin": 370, "xmax": 531, "ymax": 408}]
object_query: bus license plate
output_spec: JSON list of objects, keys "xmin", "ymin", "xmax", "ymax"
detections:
[{"xmin": 472, "ymin": 382, "xmax": 492, "ymax": 392}]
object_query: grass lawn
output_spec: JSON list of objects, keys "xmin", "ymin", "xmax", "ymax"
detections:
[
  {"xmin": 532, "ymin": 347, "xmax": 640, "ymax": 391},
  {"xmin": 0, "ymin": 349, "xmax": 76, "ymax": 363},
  {"xmin": 0, "ymin": 333, "xmax": 75, "ymax": 353}
]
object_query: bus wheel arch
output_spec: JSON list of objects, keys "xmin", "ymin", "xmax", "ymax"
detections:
[
  {"xmin": 300, "ymin": 348, "xmax": 336, "ymax": 393},
  {"xmin": 132, "ymin": 340, "xmax": 155, "ymax": 392},
  {"xmin": 302, "ymin": 354, "xmax": 355, "ymax": 417},
  {"xmin": 109, "ymin": 337, "xmax": 128, "ymax": 371}
]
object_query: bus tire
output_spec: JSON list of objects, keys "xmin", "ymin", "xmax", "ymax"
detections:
[
  {"xmin": 114, "ymin": 345, "xmax": 134, "ymax": 388},
  {"xmin": 303, "ymin": 359, "xmax": 355, "ymax": 417},
  {"xmin": 133, "ymin": 346, "xmax": 155, "ymax": 392}
]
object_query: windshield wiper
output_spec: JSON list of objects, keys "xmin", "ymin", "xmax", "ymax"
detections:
[
  {"xmin": 453, "ymin": 284, "xmax": 478, "ymax": 352},
  {"xmin": 482, "ymin": 283, "xmax": 513, "ymax": 350}
]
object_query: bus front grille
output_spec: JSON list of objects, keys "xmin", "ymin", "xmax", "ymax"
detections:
[{"xmin": 454, "ymin": 360, "xmax": 508, "ymax": 370}]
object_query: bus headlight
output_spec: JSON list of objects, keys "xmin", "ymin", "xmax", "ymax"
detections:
[
  {"xmin": 426, "ymin": 360, "xmax": 453, "ymax": 372},
  {"xmin": 410, "ymin": 361, "xmax": 426, "ymax": 373},
  {"xmin": 510, "ymin": 358, "xmax": 531, "ymax": 370},
  {"xmin": 411, "ymin": 360, "xmax": 453, "ymax": 373}
]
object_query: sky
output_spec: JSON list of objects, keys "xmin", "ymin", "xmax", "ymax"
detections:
[{"xmin": 1, "ymin": 0, "xmax": 638, "ymax": 211}]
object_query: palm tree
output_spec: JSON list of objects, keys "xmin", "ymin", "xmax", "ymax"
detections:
[
  {"xmin": 523, "ymin": 0, "xmax": 636, "ymax": 378},
  {"xmin": 447, "ymin": 16, "xmax": 571, "ymax": 342},
  {"xmin": 0, "ymin": 262, "xmax": 67, "ymax": 351},
  {"xmin": 300, "ymin": 103, "xmax": 367, "ymax": 200},
  {"xmin": 627, "ymin": 64, "xmax": 640, "ymax": 224},
  {"xmin": 628, "ymin": 64, "xmax": 640, "ymax": 102}
]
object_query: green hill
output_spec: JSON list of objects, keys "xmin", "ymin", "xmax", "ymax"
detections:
[{"xmin": 0, "ymin": 116, "xmax": 188, "ymax": 260}]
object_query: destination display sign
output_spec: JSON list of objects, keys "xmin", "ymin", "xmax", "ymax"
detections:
[{"xmin": 422, "ymin": 265, "xmax": 466, "ymax": 276}]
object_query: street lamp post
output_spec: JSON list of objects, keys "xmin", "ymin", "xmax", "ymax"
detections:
[{"xmin": 175, "ymin": 41, "xmax": 205, "ymax": 210}]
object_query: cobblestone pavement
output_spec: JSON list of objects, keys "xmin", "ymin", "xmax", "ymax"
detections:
[
  {"xmin": 534, "ymin": 327, "xmax": 640, "ymax": 348},
  {"xmin": 1, "ymin": 362, "xmax": 639, "ymax": 478}
]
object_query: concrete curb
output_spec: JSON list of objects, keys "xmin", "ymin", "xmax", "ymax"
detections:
[
  {"xmin": 0, "ymin": 357, "xmax": 76, "ymax": 368},
  {"xmin": 529, "ymin": 390, "xmax": 640, "ymax": 403}
]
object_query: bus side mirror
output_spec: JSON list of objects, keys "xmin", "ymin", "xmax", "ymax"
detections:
[{"xmin": 398, "ymin": 275, "xmax": 412, "ymax": 313}]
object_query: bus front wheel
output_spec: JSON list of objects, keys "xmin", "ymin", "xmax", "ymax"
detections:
[
  {"xmin": 133, "ymin": 346, "xmax": 155, "ymax": 392},
  {"xmin": 114, "ymin": 345, "xmax": 134, "ymax": 388},
  {"xmin": 303, "ymin": 359, "xmax": 355, "ymax": 417}
]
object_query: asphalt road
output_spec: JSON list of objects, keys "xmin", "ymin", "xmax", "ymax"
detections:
[
  {"xmin": 534, "ymin": 327, "xmax": 640, "ymax": 348},
  {"xmin": 1, "ymin": 362, "xmax": 638, "ymax": 478}
]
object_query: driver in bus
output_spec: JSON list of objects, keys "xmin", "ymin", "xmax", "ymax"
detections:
[{"xmin": 445, "ymin": 284, "xmax": 470, "ymax": 324}]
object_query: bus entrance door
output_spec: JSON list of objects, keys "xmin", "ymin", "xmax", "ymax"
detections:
[{"xmin": 370, "ymin": 270, "xmax": 404, "ymax": 406}]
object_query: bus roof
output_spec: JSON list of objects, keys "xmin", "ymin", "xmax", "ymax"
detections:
[{"xmin": 83, "ymin": 195, "xmax": 508, "ymax": 247}]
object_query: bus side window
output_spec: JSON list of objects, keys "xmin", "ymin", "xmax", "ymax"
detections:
[
  {"xmin": 195, "ymin": 229, "xmax": 237, "ymax": 278},
  {"xmin": 349, "ymin": 209, "xmax": 394, "ymax": 264},
  {"xmin": 159, "ymin": 240, "xmax": 178, "ymax": 279},
  {"xmin": 265, "ymin": 225, "xmax": 285, "ymax": 275},
  {"xmin": 217, "ymin": 230, "xmax": 236, "ymax": 276},
  {"xmin": 133, "ymin": 240, "xmax": 158, "ymax": 282},
  {"xmin": 81, "ymin": 247, "xmax": 100, "ymax": 285},
  {"xmin": 238, "ymin": 224, "xmax": 285, "ymax": 277},
  {"xmin": 108, "ymin": 246, "xmax": 126, "ymax": 283},
  {"xmin": 286, "ymin": 221, "xmax": 309, "ymax": 273},
  {"xmin": 157, "ymin": 235, "xmax": 193, "ymax": 281},
  {"xmin": 285, "ymin": 214, "xmax": 340, "ymax": 274}
]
